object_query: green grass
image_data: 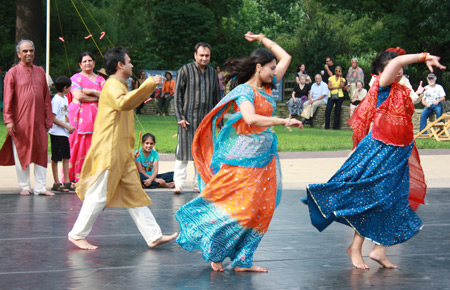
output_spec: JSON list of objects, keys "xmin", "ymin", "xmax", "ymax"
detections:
[{"xmin": 0, "ymin": 113, "xmax": 449, "ymax": 154}]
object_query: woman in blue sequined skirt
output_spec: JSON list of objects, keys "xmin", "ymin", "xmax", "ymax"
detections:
[{"xmin": 306, "ymin": 49, "xmax": 446, "ymax": 269}]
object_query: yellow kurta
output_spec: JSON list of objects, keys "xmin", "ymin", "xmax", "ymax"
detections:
[{"xmin": 75, "ymin": 75, "xmax": 156, "ymax": 208}]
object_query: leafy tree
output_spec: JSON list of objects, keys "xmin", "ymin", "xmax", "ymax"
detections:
[
  {"xmin": 0, "ymin": 0, "xmax": 16, "ymax": 70},
  {"xmin": 313, "ymin": 0, "xmax": 450, "ymax": 87}
]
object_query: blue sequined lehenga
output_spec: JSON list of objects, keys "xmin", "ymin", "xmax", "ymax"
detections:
[{"xmin": 307, "ymin": 86, "xmax": 423, "ymax": 246}]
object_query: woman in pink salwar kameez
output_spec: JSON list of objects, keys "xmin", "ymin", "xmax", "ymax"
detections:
[{"xmin": 67, "ymin": 52, "xmax": 105, "ymax": 184}]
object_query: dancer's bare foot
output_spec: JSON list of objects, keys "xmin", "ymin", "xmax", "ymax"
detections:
[
  {"xmin": 168, "ymin": 182, "xmax": 175, "ymax": 189},
  {"xmin": 149, "ymin": 232, "xmax": 178, "ymax": 248},
  {"xmin": 369, "ymin": 250, "xmax": 398, "ymax": 269},
  {"xmin": 193, "ymin": 188, "xmax": 200, "ymax": 193},
  {"xmin": 68, "ymin": 236, "xmax": 98, "ymax": 250},
  {"xmin": 172, "ymin": 187, "xmax": 182, "ymax": 194},
  {"xmin": 347, "ymin": 246, "xmax": 369, "ymax": 270},
  {"xmin": 35, "ymin": 190, "xmax": 55, "ymax": 196},
  {"xmin": 234, "ymin": 265, "xmax": 268, "ymax": 272},
  {"xmin": 20, "ymin": 190, "xmax": 31, "ymax": 196},
  {"xmin": 211, "ymin": 262, "xmax": 224, "ymax": 272}
]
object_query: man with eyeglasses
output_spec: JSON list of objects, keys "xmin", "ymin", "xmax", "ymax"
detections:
[
  {"xmin": 0, "ymin": 39, "xmax": 54, "ymax": 196},
  {"xmin": 419, "ymin": 73, "xmax": 446, "ymax": 132},
  {"xmin": 322, "ymin": 56, "xmax": 337, "ymax": 84}
]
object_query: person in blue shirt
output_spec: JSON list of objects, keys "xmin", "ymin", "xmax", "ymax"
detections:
[{"xmin": 135, "ymin": 133, "xmax": 174, "ymax": 188}]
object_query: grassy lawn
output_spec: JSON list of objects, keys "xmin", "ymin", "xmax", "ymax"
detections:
[{"xmin": 0, "ymin": 113, "xmax": 449, "ymax": 154}]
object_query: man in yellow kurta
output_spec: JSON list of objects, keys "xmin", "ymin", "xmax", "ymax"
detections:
[{"xmin": 68, "ymin": 47, "xmax": 177, "ymax": 250}]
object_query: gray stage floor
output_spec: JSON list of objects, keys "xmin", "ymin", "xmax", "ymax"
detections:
[{"xmin": 0, "ymin": 188, "xmax": 449, "ymax": 290}]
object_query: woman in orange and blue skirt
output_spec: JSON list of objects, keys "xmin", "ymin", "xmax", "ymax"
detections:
[{"xmin": 175, "ymin": 32, "xmax": 303, "ymax": 272}]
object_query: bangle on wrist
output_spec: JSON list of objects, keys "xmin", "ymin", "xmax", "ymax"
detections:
[
  {"xmin": 258, "ymin": 33, "xmax": 265, "ymax": 43},
  {"xmin": 417, "ymin": 52, "xmax": 429, "ymax": 62},
  {"xmin": 270, "ymin": 41, "xmax": 276, "ymax": 50},
  {"xmin": 285, "ymin": 118, "xmax": 291, "ymax": 127},
  {"xmin": 272, "ymin": 116, "xmax": 278, "ymax": 126}
]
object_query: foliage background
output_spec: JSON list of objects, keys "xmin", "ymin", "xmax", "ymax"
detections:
[{"xmin": 1, "ymin": 0, "xmax": 448, "ymax": 94}]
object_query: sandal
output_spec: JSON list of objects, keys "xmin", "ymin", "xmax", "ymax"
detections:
[
  {"xmin": 51, "ymin": 183, "xmax": 69, "ymax": 192},
  {"xmin": 64, "ymin": 182, "xmax": 76, "ymax": 192}
]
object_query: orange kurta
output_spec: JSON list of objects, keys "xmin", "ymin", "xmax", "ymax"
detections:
[{"xmin": 0, "ymin": 63, "xmax": 53, "ymax": 169}]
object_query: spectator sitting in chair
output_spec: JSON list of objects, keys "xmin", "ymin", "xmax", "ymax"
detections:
[{"xmin": 419, "ymin": 73, "xmax": 446, "ymax": 132}]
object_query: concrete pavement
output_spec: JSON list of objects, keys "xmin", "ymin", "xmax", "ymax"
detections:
[{"xmin": 1, "ymin": 149, "xmax": 449, "ymax": 194}]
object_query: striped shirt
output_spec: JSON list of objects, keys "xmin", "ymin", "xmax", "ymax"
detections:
[{"xmin": 174, "ymin": 62, "xmax": 221, "ymax": 160}]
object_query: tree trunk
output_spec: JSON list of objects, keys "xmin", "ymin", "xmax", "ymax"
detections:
[{"xmin": 15, "ymin": 0, "xmax": 42, "ymax": 65}]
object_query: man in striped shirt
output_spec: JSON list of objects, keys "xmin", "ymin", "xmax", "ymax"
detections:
[{"xmin": 173, "ymin": 42, "xmax": 221, "ymax": 194}]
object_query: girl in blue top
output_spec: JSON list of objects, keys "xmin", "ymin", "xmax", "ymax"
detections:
[{"xmin": 135, "ymin": 133, "xmax": 174, "ymax": 189}]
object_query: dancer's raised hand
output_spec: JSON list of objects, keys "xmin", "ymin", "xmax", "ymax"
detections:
[{"xmin": 425, "ymin": 55, "xmax": 446, "ymax": 72}]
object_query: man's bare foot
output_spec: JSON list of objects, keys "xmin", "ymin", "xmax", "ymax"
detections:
[
  {"xmin": 20, "ymin": 190, "xmax": 31, "ymax": 196},
  {"xmin": 35, "ymin": 190, "xmax": 55, "ymax": 196},
  {"xmin": 211, "ymin": 262, "xmax": 224, "ymax": 272},
  {"xmin": 68, "ymin": 236, "xmax": 98, "ymax": 250},
  {"xmin": 168, "ymin": 182, "xmax": 175, "ymax": 188},
  {"xmin": 234, "ymin": 265, "xmax": 268, "ymax": 272},
  {"xmin": 149, "ymin": 232, "xmax": 178, "ymax": 248},
  {"xmin": 369, "ymin": 251, "xmax": 398, "ymax": 269},
  {"xmin": 347, "ymin": 246, "xmax": 369, "ymax": 270},
  {"xmin": 172, "ymin": 187, "xmax": 182, "ymax": 194}
]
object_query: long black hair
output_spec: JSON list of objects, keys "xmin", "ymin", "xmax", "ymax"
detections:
[
  {"xmin": 296, "ymin": 63, "xmax": 305, "ymax": 74},
  {"xmin": 371, "ymin": 51, "xmax": 398, "ymax": 75},
  {"xmin": 223, "ymin": 48, "xmax": 276, "ymax": 90}
]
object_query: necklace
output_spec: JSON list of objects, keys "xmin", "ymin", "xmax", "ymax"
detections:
[{"xmin": 82, "ymin": 72, "xmax": 96, "ymax": 80}]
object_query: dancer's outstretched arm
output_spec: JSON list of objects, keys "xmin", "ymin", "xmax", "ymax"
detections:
[{"xmin": 380, "ymin": 53, "xmax": 446, "ymax": 87}]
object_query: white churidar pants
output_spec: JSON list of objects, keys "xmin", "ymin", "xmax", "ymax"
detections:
[
  {"xmin": 12, "ymin": 139, "xmax": 47, "ymax": 194},
  {"xmin": 68, "ymin": 170, "xmax": 163, "ymax": 245},
  {"xmin": 173, "ymin": 159, "xmax": 198, "ymax": 190}
]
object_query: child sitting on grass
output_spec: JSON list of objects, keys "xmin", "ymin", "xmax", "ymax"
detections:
[
  {"xmin": 135, "ymin": 133, "xmax": 174, "ymax": 189},
  {"xmin": 49, "ymin": 76, "xmax": 75, "ymax": 192}
]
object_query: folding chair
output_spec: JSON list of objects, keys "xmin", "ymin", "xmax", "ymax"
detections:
[{"xmin": 414, "ymin": 114, "xmax": 450, "ymax": 141}]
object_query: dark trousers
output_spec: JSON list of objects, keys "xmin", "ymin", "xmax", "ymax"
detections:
[
  {"xmin": 157, "ymin": 95, "xmax": 174, "ymax": 114},
  {"xmin": 139, "ymin": 172, "xmax": 174, "ymax": 188},
  {"xmin": 325, "ymin": 97, "xmax": 344, "ymax": 129}
]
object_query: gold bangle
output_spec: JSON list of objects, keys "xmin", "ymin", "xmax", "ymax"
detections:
[
  {"xmin": 258, "ymin": 33, "xmax": 265, "ymax": 43},
  {"xmin": 270, "ymin": 41, "xmax": 276, "ymax": 50},
  {"xmin": 285, "ymin": 118, "xmax": 291, "ymax": 127},
  {"xmin": 272, "ymin": 116, "xmax": 278, "ymax": 125}
]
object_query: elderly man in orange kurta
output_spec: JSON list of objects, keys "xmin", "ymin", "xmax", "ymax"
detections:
[
  {"xmin": 0, "ymin": 40, "xmax": 54, "ymax": 196},
  {"xmin": 68, "ymin": 47, "xmax": 177, "ymax": 250}
]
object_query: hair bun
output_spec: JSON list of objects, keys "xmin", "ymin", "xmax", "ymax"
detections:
[{"xmin": 385, "ymin": 47, "xmax": 406, "ymax": 55}]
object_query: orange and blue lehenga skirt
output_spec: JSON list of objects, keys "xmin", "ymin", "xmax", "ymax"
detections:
[{"xmin": 175, "ymin": 84, "xmax": 282, "ymax": 268}]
